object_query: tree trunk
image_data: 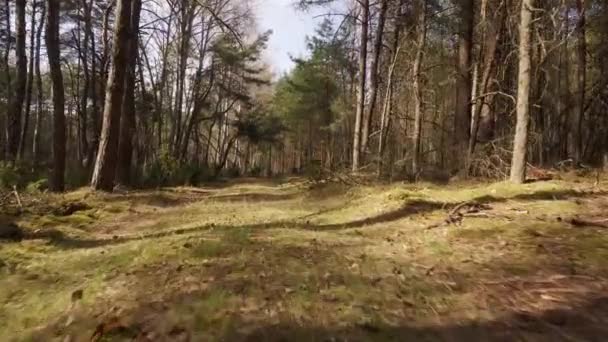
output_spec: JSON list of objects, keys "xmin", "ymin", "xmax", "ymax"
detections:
[
  {"xmin": 510, "ymin": 0, "xmax": 534, "ymax": 184},
  {"xmin": 361, "ymin": 0, "xmax": 388, "ymax": 153},
  {"xmin": 46, "ymin": 0, "xmax": 66, "ymax": 191},
  {"xmin": 468, "ymin": 1, "xmax": 502, "ymax": 158},
  {"xmin": 18, "ymin": 0, "xmax": 37, "ymax": 159},
  {"xmin": 91, "ymin": 0, "xmax": 132, "ymax": 191},
  {"xmin": 84, "ymin": 0, "xmax": 101, "ymax": 172},
  {"xmin": 352, "ymin": 0, "xmax": 369, "ymax": 172},
  {"xmin": 32, "ymin": 0, "xmax": 45, "ymax": 170},
  {"xmin": 454, "ymin": 0, "xmax": 474, "ymax": 166},
  {"xmin": 77, "ymin": 0, "xmax": 93, "ymax": 165},
  {"xmin": 117, "ymin": 0, "xmax": 142, "ymax": 186},
  {"xmin": 7, "ymin": 0, "xmax": 27, "ymax": 162},
  {"xmin": 2, "ymin": 0, "xmax": 12, "ymax": 161},
  {"xmin": 412, "ymin": 0, "xmax": 427, "ymax": 176},
  {"xmin": 573, "ymin": 0, "xmax": 586, "ymax": 164}
]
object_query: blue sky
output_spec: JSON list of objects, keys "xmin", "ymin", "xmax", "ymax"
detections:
[{"xmin": 256, "ymin": 0, "xmax": 326, "ymax": 75}]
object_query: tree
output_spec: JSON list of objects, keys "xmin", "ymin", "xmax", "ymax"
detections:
[
  {"xmin": 412, "ymin": 0, "xmax": 427, "ymax": 175},
  {"xmin": 454, "ymin": 0, "xmax": 474, "ymax": 167},
  {"xmin": 573, "ymin": 0, "xmax": 586, "ymax": 163},
  {"xmin": 31, "ymin": 0, "xmax": 44, "ymax": 169},
  {"xmin": 46, "ymin": 0, "xmax": 66, "ymax": 191},
  {"xmin": 352, "ymin": 0, "xmax": 369, "ymax": 172},
  {"xmin": 361, "ymin": 0, "xmax": 388, "ymax": 153},
  {"xmin": 18, "ymin": 0, "xmax": 37, "ymax": 159},
  {"xmin": 510, "ymin": 0, "xmax": 534, "ymax": 184},
  {"xmin": 7, "ymin": 0, "xmax": 27, "ymax": 162},
  {"xmin": 91, "ymin": 0, "xmax": 133, "ymax": 191},
  {"xmin": 116, "ymin": 0, "xmax": 142, "ymax": 185}
]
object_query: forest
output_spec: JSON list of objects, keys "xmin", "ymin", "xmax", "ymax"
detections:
[{"xmin": 1, "ymin": 0, "xmax": 608, "ymax": 340}]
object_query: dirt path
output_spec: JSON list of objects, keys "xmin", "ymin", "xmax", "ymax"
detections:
[{"xmin": 1, "ymin": 178, "xmax": 608, "ymax": 341}]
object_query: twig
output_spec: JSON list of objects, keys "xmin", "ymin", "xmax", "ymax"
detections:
[{"xmin": 12, "ymin": 186, "xmax": 23, "ymax": 209}]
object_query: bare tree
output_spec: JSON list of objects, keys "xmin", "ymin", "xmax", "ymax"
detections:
[
  {"xmin": 412, "ymin": 0, "xmax": 427, "ymax": 175},
  {"xmin": 510, "ymin": 0, "xmax": 534, "ymax": 183},
  {"xmin": 352, "ymin": 0, "xmax": 369, "ymax": 172},
  {"xmin": 361, "ymin": 0, "xmax": 388, "ymax": 153}
]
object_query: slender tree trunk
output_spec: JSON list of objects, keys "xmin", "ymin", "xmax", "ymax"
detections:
[
  {"xmin": 46, "ymin": 0, "xmax": 65, "ymax": 191},
  {"xmin": 85, "ymin": 0, "xmax": 98, "ymax": 170},
  {"xmin": 172, "ymin": 2, "xmax": 195, "ymax": 155},
  {"xmin": 412, "ymin": 0, "xmax": 427, "ymax": 176},
  {"xmin": 77, "ymin": 0, "xmax": 93, "ymax": 165},
  {"xmin": 510, "ymin": 0, "xmax": 534, "ymax": 184},
  {"xmin": 361, "ymin": 0, "xmax": 388, "ymax": 153},
  {"xmin": 377, "ymin": 46, "xmax": 399, "ymax": 177},
  {"xmin": 2, "ymin": 0, "xmax": 12, "ymax": 161},
  {"xmin": 468, "ymin": 2, "xmax": 502, "ymax": 158},
  {"xmin": 454, "ymin": 0, "xmax": 474, "ymax": 167},
  {"xmin": 32, "ymin": 1, "xmax": 44, "ymax": 169},
  {"xmin": 7, "ymin": 0, "xmax": 27, "ymax": 162},
  {"xmin": 91, "ymin": 0, "xmax": 132, "ymax": 191},
  {"xmin": 352, "ymin": 0, "xmax": 369, "ymax": 172},
  {"xmin": 18, "ymin": 0, "xmax": 36, "ymax": 159},
  {"xmin": 117, "ymin": 0, "xmax": 142, "ymax": 186},
  {"xmin": 573, "ymin": 0, "xmax": 586, "ymax": 164}
]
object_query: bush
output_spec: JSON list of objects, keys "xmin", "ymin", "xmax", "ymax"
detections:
[
  {"xmin": 142, "ymin": 152, "xmax": 214, "ymax": 187},
  {"xmin": 25, "ymin": 178, "xmax": 49, "ymax": 193},
  {"xmin": 0, "ymin": 163, "xmax": 40, "ymax": 190}
]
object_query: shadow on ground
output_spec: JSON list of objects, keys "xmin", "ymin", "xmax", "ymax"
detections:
[{"xmin": 22, "ymin": 187, "xmax": 602, "ymax": 250}]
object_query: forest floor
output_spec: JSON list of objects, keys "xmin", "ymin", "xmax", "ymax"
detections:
[{"xmin": 1, "ymin": 175, "xmax": 608, "ymax": 341}]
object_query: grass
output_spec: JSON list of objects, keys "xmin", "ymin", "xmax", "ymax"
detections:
[{"xmin": 1, "ymin": 176, "xmax": 608, "ymax": 340}]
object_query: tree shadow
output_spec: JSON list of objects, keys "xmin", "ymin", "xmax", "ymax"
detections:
[
  {"xmin": 33, "ymin": 234, "xmax": 608, "ymax": 342},
  {"xmin": 100, "ymin": 192, "xmax": 210, "ymax": 208},
  {"xmin": 206, "ymin": 192, "xmax": 300, "ymax": 203},
  {"xmin": 236, "ymin": 296, "xmax": 608, "ymax": 341}
]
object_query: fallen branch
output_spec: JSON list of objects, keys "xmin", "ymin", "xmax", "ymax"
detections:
[
  {"xmin": 564, "ymin": 217, "xmax": 608, "ymax": 229},
  {"xmin": 12, "ymin": 186, "xmax": 22, "ymax": 209},
  {"xmin": 426, "ymin": 201, "xmax": 492, "ymax": 230}
]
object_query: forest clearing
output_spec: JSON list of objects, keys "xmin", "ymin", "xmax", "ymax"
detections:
[
  {"xmin": 1, "ymin": 174, "xmax": 608, "ymax": 341},
  {"xmin": 2, "ymin": 0, "xmax": 608, "ymax": 340}
]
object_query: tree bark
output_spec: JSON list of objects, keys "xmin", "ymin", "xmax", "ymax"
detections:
[
  {"xmin": 412, "ymin": 0, "xmax": 427, "ymax": 176},
  {"xmin": 361, "ymin": 0, "xmax": 388, "ymax": 153},
  {"xmin": 32, "ymin": 0, "xmax": 45, "ymax": 169},
  {"xmin": 468, "ymin": 1, "xmax": 502, "ymax": 158},
  {"xmin": 352, "ymin": 0, "xmax": 369, "ymax": 172},
  {"xmin": 7, "ymin": 0, "xmax": 27, "ymax": 162},
  {"xmin": 46, "ymin": 0, "xmax": 66, "ymax": 191},
  {"xmin": 18, "ymin": 0, "xmax": 36, "ymax": 159},
  {"xmin": 454, "ymin": 0, "xmax": 474, "ymax": 165},
  {"xmin": 77, "ymin": 0, "xmax": 94, "ymax": 165},
  {"xmin": 2, "ymin": 0, "xmax": 12, "ymax": 161},
  {"xmin": 510, "ymin": 0, "xmax": 534, "ymax": 184},
  {"xmin": 91, "ymin": 0, "xmax": 132, "ymax": 191},
  {"xmin": 573, "ymin": 0, "xmax": 586, "ymax": 164},
  {"xmin": 117, "ymin": 0, "xmax": 142, "ymax": 186}
]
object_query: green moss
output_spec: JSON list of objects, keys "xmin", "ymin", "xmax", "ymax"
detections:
[{"xmin": 191, "ymin": 239, "xmax": 227, "ymax": 259}]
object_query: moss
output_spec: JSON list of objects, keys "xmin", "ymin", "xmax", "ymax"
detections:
[
  {"xmin": 2, "ymin": 176, "xmax": 607, "ymax": 340},
  {"xmin": 191, "ymin": 239, "xmax": 227, "ymax": 259}
]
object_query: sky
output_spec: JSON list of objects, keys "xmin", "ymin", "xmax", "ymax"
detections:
[{"xmin": 255, "ymin": 0, "xmax": 327, "ymax": 76}]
